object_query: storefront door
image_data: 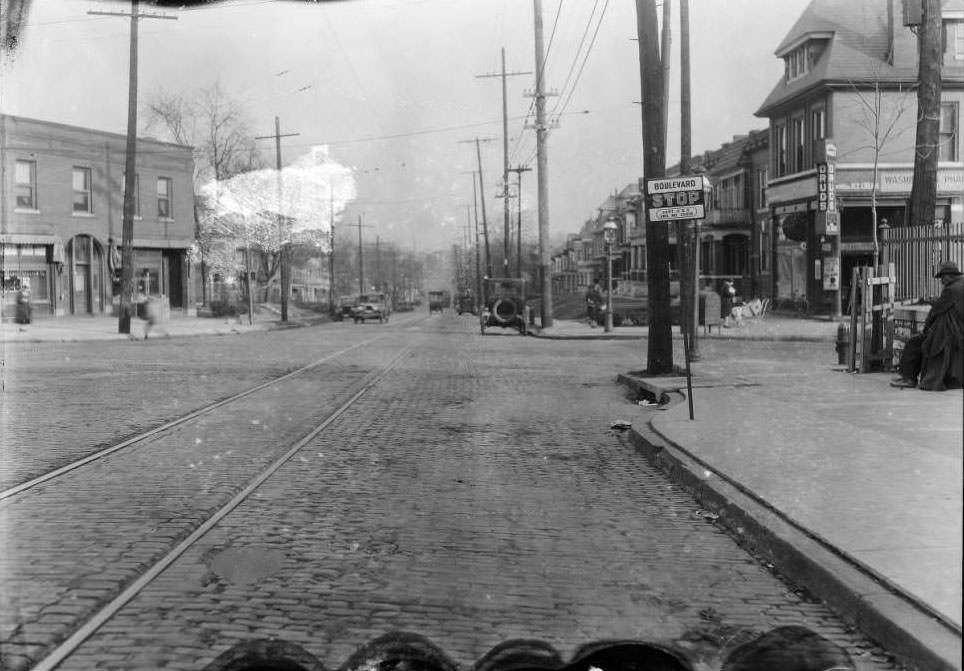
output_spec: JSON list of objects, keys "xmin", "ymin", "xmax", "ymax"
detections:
[{"xmin": 70, "ymin": 235, "xmax": 103, "ymax": 314}]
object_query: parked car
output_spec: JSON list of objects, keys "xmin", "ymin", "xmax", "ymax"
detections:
[
  {"xmin": 332, "ymin": 295, "xmax": 358, "ymax": 322},
  {"xmin": 480, "ymin": 278, "xmax": 527, "ymax": 335},
  {"xmin": 352, "ymin": 293, "xmax": 390, "ymax": 323}
]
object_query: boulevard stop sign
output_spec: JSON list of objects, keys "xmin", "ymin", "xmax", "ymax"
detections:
[{"xmin": 644, "ymin": 176, "xmax": 709, "ymax": 221}]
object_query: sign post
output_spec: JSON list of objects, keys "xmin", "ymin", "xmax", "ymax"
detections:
[{"xmin": 645, "ymin": 175, "xmax": 710, "ymax": 420}]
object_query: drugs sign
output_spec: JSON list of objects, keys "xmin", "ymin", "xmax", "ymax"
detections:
[{"xmin": 645, "ymin": 176, "xmax": 708, "ymax": 221}]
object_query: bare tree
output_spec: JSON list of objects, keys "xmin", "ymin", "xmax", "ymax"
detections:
[
  {"xmin": 144, "ymin": 80, "xmax": 265, "ymax": 306},
  {"xmin": 849, "ymin": 72, "xmax": 912, "ymax": 268}
]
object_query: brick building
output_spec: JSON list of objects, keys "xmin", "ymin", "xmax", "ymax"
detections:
[{"xmin": 1, "ymin": 115, "xmax": 196, "ymax": 318}]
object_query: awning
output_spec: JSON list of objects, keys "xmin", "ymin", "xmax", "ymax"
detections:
[
  {"xmin": 130, "ymin": 238, "xmax": 195, "ymax": 250},
  {"xmin": 0, "ymin": 233, "xmax": 65, "ymax": 263},
  {"xmin": 0, "ymin": 233, "xmax": 62, "ymax": 245}
]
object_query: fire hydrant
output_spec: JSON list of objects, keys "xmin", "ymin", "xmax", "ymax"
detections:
[{"xmin": 835, "ymin": 323, "xmax": 850, "ymax": 365}]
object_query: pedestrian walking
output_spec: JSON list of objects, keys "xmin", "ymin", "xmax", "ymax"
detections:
[
  {"xmin": 586, "ymin": 280, "xmax": 603, "ymax": 328},
  {"xmin": 891, "ymin": 261, "xmax": 963, "ymax": 391},
  {"xmin": 721, "ymin": 280, "xmax": 737, "ymax": 327},
  {"xmin": 143, "ymin": 295, "xmax": 169, "ymax": 339},
  {"xmin": 15, "ymin": 284, "xmax": 31, "ymax": 324}
]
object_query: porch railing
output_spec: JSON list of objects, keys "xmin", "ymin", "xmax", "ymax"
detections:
[{"xmin": 880, "ymin": 221, "xmax": 964, "ymax": 301}]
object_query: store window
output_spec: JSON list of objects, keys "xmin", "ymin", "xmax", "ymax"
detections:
[
  {"xmin": 15, "ymin": 160, "xmax": 37, "ymax": 210},
  {"xmin": 135, "ymin": 249, "xmax": 163, "ymax": 296},
  {"xmin": 157, "ymin": 177, "xmax": 173, "ymax": 218},
  {"xmin": 73, "ymin": 167, "xmax": 92, "ymax": 214},
  {"xmin": 938, "ymin": 103, "xmax": 958, "ymax": 161},
  {"xmin": 2, "ymin": 246, "xmax": 49, "ymax": 300}
]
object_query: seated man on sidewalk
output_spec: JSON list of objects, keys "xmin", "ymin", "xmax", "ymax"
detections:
[{"xmin": 891, "ymin": 261, "xmax": 964, "ymax": 390}]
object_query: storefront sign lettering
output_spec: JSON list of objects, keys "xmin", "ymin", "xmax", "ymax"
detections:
[
  {"xmin": 644, "ymin": 176, "xmax": 708, "ymax": 222},
  {"xmin": 835, "ymin": 168, "xmax": 964, "ymax": 193}
]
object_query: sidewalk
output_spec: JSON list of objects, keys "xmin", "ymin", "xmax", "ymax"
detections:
[
  {"xmin": 0, "ymin": 305, "xmax": 323, "ymax": 343},
  {"xmin": 534, "ymin": 316, "xmax": 963, "ymax": 671},
  {"xmin": 533, "ymin": 313, "xmax": 841, "ymax": 341}
]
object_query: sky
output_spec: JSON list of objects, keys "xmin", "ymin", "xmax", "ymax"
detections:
[{"xmin": 1, "ymin": 0, "xmax": 812, "ymax": 252}]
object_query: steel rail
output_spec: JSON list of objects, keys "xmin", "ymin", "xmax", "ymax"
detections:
[
  {"xmin": 0, "ymin": 333, "xmax": 389, "ymax": 503},
  {"xmin": 29, "ymin": 341, "xmax": 419, "ymax": 671}
]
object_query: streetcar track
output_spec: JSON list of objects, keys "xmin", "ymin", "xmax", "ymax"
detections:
[
  {"xmin": 29, "ymin": 341, "xmax": 418, "ymax": 671},
  {"xmin": 0, "ymin": 333, "xmax": 389, "ymax": 503}
]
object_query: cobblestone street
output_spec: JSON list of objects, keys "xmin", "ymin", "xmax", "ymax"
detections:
[{"xmin": 2, "ymin": 315, "xmax": 899, "ymax": 670}]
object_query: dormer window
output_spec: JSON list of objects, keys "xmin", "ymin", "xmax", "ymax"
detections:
[
  {"xmin": 785, "ymin": 44, "xmax": 813, "ymax": 80},
  {"xmin": 779, "ymin": 34, "xmax": 830, "ymax": 82}
]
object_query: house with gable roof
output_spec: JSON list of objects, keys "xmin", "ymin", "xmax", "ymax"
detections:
[{"xmin": 756, "ymin": 0, "xmax": 964, "ymax": 314}]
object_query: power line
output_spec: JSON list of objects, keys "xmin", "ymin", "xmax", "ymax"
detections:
[
  {"xmin": 549, "ymin": 0, "xmax": 601, "ymax": 118},
  {"xmin": 509, "ymin": 0, "xmax": 564, "ymax": 166},
  {"xmin": 552, "ymin": 0, "xmax": 611, "ymax": 121}
]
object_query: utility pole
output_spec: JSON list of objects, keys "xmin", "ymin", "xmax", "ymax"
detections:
[
  {"xmin": 908, "ymin": 0, "xmax": 942, "ymax": 237},
  {"xmin": 460, "ymin": 141, "xmax": 494, "ymax": 277},
  {"xmin": 680, "ymin": 0, "xmax": 700, "ymax": 362},
  {"xmin": 351, "ymin": 215, "xmax": 374, "ymax": 293},
  {"xmin": 328, "ymin": 188, "xmax": 335, "ymax": 315},
  {"xmin": 637, "ymin": 0, "xmax": 672, "ymax": 374},
  {"xmin": 376, "ymin": 236, "xmax": 382, "ymax": 292},
  {"xmin": 532, "ymin": 0, "xmax": 553, "ymax": 327},
  {"xmin": 477, "ymin": 48, "xmax": 531, "ymax": 277},
  {"xmin": 469, "ymin": 177, "xmax": 483, "ymax": 303},
  {"xmin": 509, "ymin": 165, "xmax": 532, "ymax": 279},
  {"xmin": 660, "ymin": 0, "xmax": 672, "ymax": 151},
  {"xmin": 89, "ymin": 1, "xmax": 176, "ymax": 335},
  {"xmin": 256, "ymin": 117, "xmax": 299, "ymax": 322}
]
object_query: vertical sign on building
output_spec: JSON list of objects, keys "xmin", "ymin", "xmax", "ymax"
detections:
[{"xmin": 815, "ymin": 139, "xmax": 841, "ymax": 310}]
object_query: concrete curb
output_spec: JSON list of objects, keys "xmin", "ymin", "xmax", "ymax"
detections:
[
  {"xmin": 619, "ymin": 376, "xmax": 962, "ymax": 671},
  {"xmin": 0, "ymin": 317, "xmax": 327, "ymax": 344},
  {"xmin": 529, "ymin": 327, "xmax": 835, "ymax": 343}
]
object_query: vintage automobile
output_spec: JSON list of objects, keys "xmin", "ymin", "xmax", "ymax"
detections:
[
  {"xmin": 351, "ymin": 293, "xmax": 390, "ymax": 323},
  {"xmin": 479, "ymin": 278, "xmax": 527, "ymax": 335},
  {"xmin": 428, "ymin": 290, "xmax": 448, "ymax": 313},
  {"xmin": 456, "ymin": 290, "xmax": 476, "ymax": 315},
  {"xmin": 331, "ymin": 295, "xmax": 358, "ymax": 322}
]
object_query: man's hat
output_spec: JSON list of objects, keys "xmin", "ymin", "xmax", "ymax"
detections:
[{"xmin": 934, "ymin": 261, "xmax": 963, "ymax": 278}]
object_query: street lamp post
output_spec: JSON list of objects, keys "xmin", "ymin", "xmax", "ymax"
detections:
[{"xmin": 603, "ymin": 218, "xmax": 618, "ymax": 333}]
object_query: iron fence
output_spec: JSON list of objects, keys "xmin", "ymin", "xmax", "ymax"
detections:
[{"xmin": 880, "ymin": 221, "xmax": 964, "ymax": 301}]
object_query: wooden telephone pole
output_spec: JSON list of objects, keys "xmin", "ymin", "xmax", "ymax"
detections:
[
  {"xmin": 351, "ymin": 215, "xmax": 375, "ymax": 293},
  {"xmin": 477, "ymin": 49, "xmax": 531, "ymax": 278},
  {"xmin": 533, "ymin": 0, "xmax": 553, "ymax": 327},
  {"xmin": 508, "ymin": 165, "xmax": 532, "ymax": 278},
  {"xmin": 88, "ymin": 1, "xmax": 176, "ymax": 334},
  {"xmin": 460, "ymin": 141, "xmax": 495, "ymax": 278},
  {"xmin": 909, "ymin": 0, "xmax": 943, "ymax": 234},
  {"xmin": 255, "ymin": 117, "xmax": 299, "ymax": 322},
  {"xmin": 328, "ymin": 188, "xmax": 336, "ymax": 314},
  {"xmin": 636, "ymin": 0, "xmax": 673, "ymax": 374}
]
